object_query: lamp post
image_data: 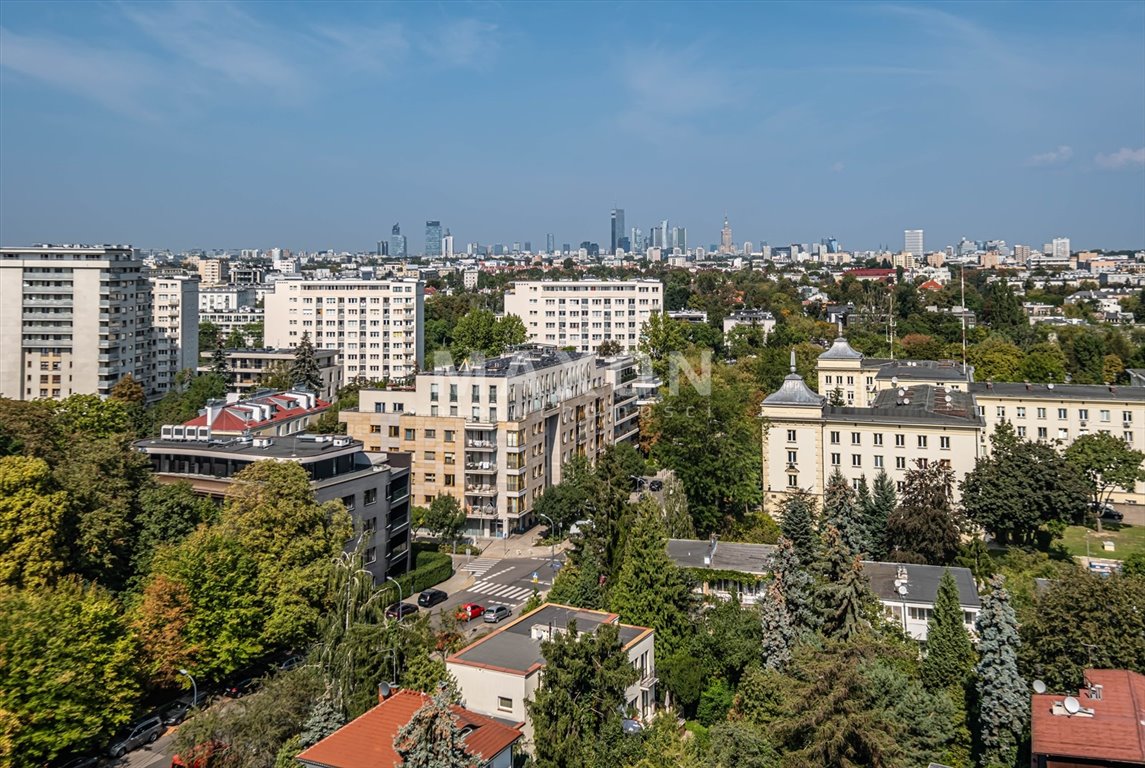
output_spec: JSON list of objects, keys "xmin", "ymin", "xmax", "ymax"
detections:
[
  {"xmin": 178, "ymin": 668, "xmax": 198, "ymax": 707},
  {"xmin": 536, "ymin": 513, "xmax": 557, "ymax": 570},
  {"xmin": 385, "ymin": 576, "xmax": 403, "ymax": 607}
]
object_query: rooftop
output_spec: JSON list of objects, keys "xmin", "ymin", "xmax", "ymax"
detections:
[
  {"xmin": 825, "ymin": 385, "xmax": 982, "ymax": 427},
  {"xmin": 874, "ymin": 360, "xmax": 972, "ymax": 383},
  {"xmin": 1030, "ymin": 669, "xmax": 1145, "ymax": 763},
  {"xmin": 136, "ymin": 432, "xmax": 365, "ymax": 461},
  {"xmin": 422, "ymin": 346, "xmax": 594, "ymax": 379},
  {"xmin": 447, "ymin": 603, "xmax": 653, "ymax": 677},
  {"xmin": 183, "ymin": 390, "xmax": 328, "ymax": 434},
  {"xmin": 818, "ymin": 336, "xmax": 864, "ymax": 361},
  {"xmin": 763, "ymin": 351, "xmax": 826, "ymax": 407},
  {"xmin": 970, "ymin": 381, "xmax": 1145, "ymax": 402},
  {"xmin": 296, "ymin": 688, "xmax": 522, "ymax": 768}
]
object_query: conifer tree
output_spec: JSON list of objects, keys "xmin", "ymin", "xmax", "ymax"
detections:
[
  {"xmin": 863, "ymin": 470, "xmax": 895, "ymax": 561},
  {"xmin": 769, "ymin": 536, "xmax": 819, "ymax": 634},
  {"xmin": 817, "ymin": 525, "xmax": 874, "ymax": 641},
  {"xmin": 299, "ymin": 695, "xmax": 345, "ymax": 747},
  {"xmin": 290, "ymin": 331, "xmax": 323, "ymax": 392},
  {"xmin": 758, "ymin": 580, "xmax": 794, "ymax": 670},
  {"xmin": 886, "ymin": 460, "xmax": 961, "ymax": 565},
  {"xmin": 922, "ymin": 570, "xmax": 975, "ymax": 692},
  {"xmin": 393, "ymin": 688, "xmax": 480, "ymax": 768},
  {"xmin": 975, "ymin": 575, "xmax": 1027, "ymax": 768},
  {"xmin": 778, "ymin": 491, "xmax": 818, "ymax": 567},
  {"xmin": 211, "ymin": 340, "xmax": 229, "ymax": 379},
  {"xmin": 821, "ymin": 468, "xmax": 864, "ymax": 556}
]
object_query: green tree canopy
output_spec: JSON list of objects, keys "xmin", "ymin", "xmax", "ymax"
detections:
[
  {"xmin": 419, "ymin": 494, "xmax": 467, "ymax": 543},
  {"xmin": 290, "ymin": 331, "xmax": 323, "ymax": 392},
  {"xmin": 0, "ymin": 456, "xmax": 69, "ymax": 588},
  {"xmin": 1065, "ymin": 431, "xmax": 1145, "ymax": 510},
  {"xmin": 886, "ymin": 460, "xmax": 961, "ymax": 565}
]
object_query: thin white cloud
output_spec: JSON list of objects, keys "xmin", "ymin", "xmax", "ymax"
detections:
[
  {"xmin": 1095, "ymin": 147, "xmax": 1145, "ymax": 170},
  {"xmin": 430, "ymin": 19, "xmax": 498, "ymax": 68},
  {"xmin": 831, "ymin": 161, "xmax": 845, "ymax": 173},
  {"xmin": 315, "ymin": 23, "xmax": 410, "ymax": 75},
  {"xmin": 1026, "ymin": 145, "xmax": 1073, "ymax": 167}
]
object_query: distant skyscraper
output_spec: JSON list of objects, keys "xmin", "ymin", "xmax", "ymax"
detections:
[
  {"xmin": 610, "ymin": 208, "xmax": 626, "ymax": 254},
  {"xmin": 904, "ymin": 229, "xmax": 924, "ymax": 257},
  {"xmin": 1052, "ymin": 237, "xmax": 1071, "ymax": 261},
  {"xmin": 442, "ymin": 230, "xmax": 454, "ymax": 259},
  {"xmin": 823, "ymin": 237, "xmax": 839, "ymax": 254},
  {"xmin": 425, "ymin": 221, "xmax": 443, "ymax": 258},
  {"xmin": 672, "ymin": 226, "xmax": 687, "ymax": 252},
  {"xmin": 546, "ymin": 233, "xmax": 555, "ymax": 254},
  {"xmin": 524, "ymin": 241, "xmax": 532, "ymax": 253},
  {"xmin": 390, "ymin": 223, "xmax": 407, "ymax": 259},
  {"xmin": 719, "ymin": 215, "xmax": 734, "ymax": 255},
  {"xmin": 631, "ymin": 227, "xmax": 643, "ymax": 254}
]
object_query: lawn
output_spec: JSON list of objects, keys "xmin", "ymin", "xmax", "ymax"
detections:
[{"xmin": 1059, "ymin": 523, "xmax": 1145, "ymax": 560}]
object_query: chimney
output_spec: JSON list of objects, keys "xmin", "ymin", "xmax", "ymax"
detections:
[{"xmin": 204, "ymin": 399, "xmax": 225, "ymax": 427}]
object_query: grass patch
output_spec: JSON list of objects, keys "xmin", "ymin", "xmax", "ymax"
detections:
[{"xmin": 1059, "ymin": 523, "xmax": 1145, "ymax": 560}]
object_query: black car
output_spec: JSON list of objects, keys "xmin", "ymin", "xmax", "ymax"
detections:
[
  {"xmin": 417, "ymin": 589, "xmax": 447, "ymax": 608},
  {"xmin": 223, "ymin": 675, "xmax": 260, "ymax": 699},
  {"xmin": 385, "ymin": 602, "xmax": 419, "ymax": 620},
  {"xmin": 162, "ymin": 689, "xmax": 211, "ymax": 725},
  {"xmin": 53, "ymin": 756, "xmax": 100, "ymax": 768}
]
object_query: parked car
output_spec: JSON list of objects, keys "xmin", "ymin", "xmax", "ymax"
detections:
[
  {"xmin": 223, "ymin": 675, "xmax": 260, "ymax": 699},
  {"xmin": 54, "ymin": 756, "xmax": 100, "ymax": 768},
  {"xmin": 385, "ymin": 602, "xmax": 419, "ymax": 621},
  {"xmin": 456, "ymin": 603, "xmax": 485, "ymax": 621},
  {"xmin": 483, "ymin": 604, "xmax": 512, "ymax": 624},
  {"xmin": 418, "ymin": 588, "xmax": 448, "ymax": 608},
  {"xmin": 108, "ymin": 715, "xmax": 164, "ymax": 758},
  {"xmin": 277, "ymin": 654, "xmax": 305, "ymax": 672},
  {"xmin": 162, "ymin": 690, "xmax": 211, "ymax": 725}
]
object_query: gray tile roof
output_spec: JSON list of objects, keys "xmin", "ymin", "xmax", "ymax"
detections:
[
  {"xmin": 969, "ymin": 382, "xmax": 1145, "ymax": 402},
  {"xmin": 818, "ymin": 336, "xmax": 864, "ymax": 360},
  {"xmin": 763, "ymin": 373, "xmax": 827, "ymax": 406},
  {"xmin": 826, "ymin": 385, "xmax": 982, "ymax": 427}
]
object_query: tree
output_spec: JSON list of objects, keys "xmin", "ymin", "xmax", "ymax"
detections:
[
  {"xmin": 975, "ymin": 576, "xmax": 1027, "ymax": 768},
  {"xmin": 290, "ymin": 331, "xmax": 323, "ymax": 392},
  {"xmin": 609, "ymin": 510, "xmax": 694, "ymax": 658},
  {"xmin": 110, "ymin": 373, "xmax": 146, "ymax": 405},
  {"xmin": 757, "ymin": 581, "xmax": 794, "ymax": 670},
  {"xmin": 0, "ymin": 580, "xmax": 141, "ymax": 763},
  {"xmin": 923, "ymin": 571, "xmax": 975, "ymax": 692},
  {"xmin": 420, "ymin": 494, "xmax": 467, "ymax": 544},
  {"xmin": 981, "ymin": 282, "xmax": 1024, "ymax": 334},
  {"xmin": 53, "ymin": 393, "xmax": 134, "ymax": 439},
  {"xmin": 961, "ymin": 424, "xmax": 1088, "ymax": 546},
  {"xmin": 528, "ymin": 620, "xmax": 638, "ymax": 768},
  {"xmin": 969, "ymin": 336, "xmax": 1024, "ymax": 382},
  {"xmin": 886, "ymin": 460, "xmax": 961, "ymax": 565},
  {"xmin": 1065, "ymin": 432, "xmax": 1145, "ymax": 525},
  {"xmin": 299, "ymin": 695, "xmax": 345, "ymax": 748},
  {"xmin": 862, "ymin": 471, "xmax": 895, "ymax": 560},
  {"xmin": 816, "ymin": 526, "xmax": 876, "ymax": 642},
  {"xmin": 393, "ymin": 688, "xmax": 481, "ymax": 768},
  {"xmin": 769, "ymin": 536, "xmax": 818, "ymax": 634},
  {"xmin": 533, "ymin": 455, "xmax": 604, "ymax": 533},
  {"xmin": 821, "ymin": 468, "xmax": 864, "ymax": 556},
  {"xmin": 198, "ymin": 320, "xmax": 221, "ymax": 352},
  {"xmin": 1020, "ymin": 342, "xmax": 1068, "ymax": 383},
  {"xmin": 131, "ymin": 481, "xmax": 217, "ymax": 581},
  {"xmin": 261, "ymin": 360, "xmax": 296, "ymax": 391},
  {"xmin": 0, "ymin": 456, "xmax": 68, "ymax": 588},
  {"xmin": 597, "ymin": 338, "xmax": 624, "ymax": 357},
  {"xmin": 491, "ymin": 313, "xmax": 527, "ymax": 354},
  {"xmin": 211, "ymin": 340, "xmax": 230, "ymax": 379},
  {"xmin": 697, "ymin": 677, "xmax": 734, "ymax": 726},
  {"xmin": 638, "ymin": 312, "xmax": 687, "ymax": 377},
  {"xmin": 777, "ymin": 491, "xmax": 817, "ymax": 567},
  {"xmin": 692, "ymin": 592, "xmax": 764, "ymax": 685}
]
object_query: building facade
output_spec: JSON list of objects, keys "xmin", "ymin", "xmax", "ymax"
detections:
[
  {"xmin": 342, "ymin": 347, "xmax": 620, "ymax": 537},
  {"xmin": 503, "ymin": 279, "xmax": 663, "ymax": 354},
  {"xmin": 150, "ymin": 271, "xmax": 200, "ymax": 395},
  {"xmin": 1, "ymin": 244, "xmax": 154, "ymax": 400},
  {"xmin": 198, "ymin": 347, "xmax": 342, "ymax": 401},
  {"xmin": 425, "ymin": 221, "xmax": 443, "ymax": 258},
  {"xmin": 263, "ymin": 277, "xmax": 424, "ymax": 385},
  {"xmin": 904, "ymin": 229, "xmax": 924, "ymax": 258},
  {"xmin": 134, "ymin": 432, "xmax": 412, "ymax": 583}
]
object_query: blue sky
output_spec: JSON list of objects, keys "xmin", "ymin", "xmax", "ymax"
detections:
[{"xmin": 1, "ymin": 1, "xmax": 1143, "ymax": 252}]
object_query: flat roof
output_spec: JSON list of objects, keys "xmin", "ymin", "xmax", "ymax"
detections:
[
  {"xmin": 970, "ymin": 382, "xmax": 1145, "ymax": 402},
  {"xmin": 447, "ymin": 603, "xmax": 652, "ymax": 676},
  {"xmin": 826, "ymin": 385, "xmax": 982, "ymax": 427},
  {"xmin": 421, "ymin": 347, "xmax": 594, "ymax": 378},
  {"xmin": 135, "ymin": 434, "xmax": 364, "ymax": 461},
  {"xmin": 874, "ymin": 360, "xmax": 971, "ymax": 382}
]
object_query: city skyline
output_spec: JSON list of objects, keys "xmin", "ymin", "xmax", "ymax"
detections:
[{"xmin": 1, "ymin": 2, "xmax": 1143, "ymax": 250}]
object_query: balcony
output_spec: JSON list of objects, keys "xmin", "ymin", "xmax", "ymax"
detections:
[
  {"xmin": 465, "ymin": 485, "xmax": 497, "ymax": 497},
  {"xmin": 465, "ymin": 439, "xmax": 496, "ymax": 451},
  {"xmin": 465, "ymin": 462, "xmax": 497, "ymax": 474},
  {"xmin": 466, "ymin": 504, "xmax": 498, "ymax": 517}
]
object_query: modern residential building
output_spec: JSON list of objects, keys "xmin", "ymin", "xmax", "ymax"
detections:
[
  {"xmin": 425, "ymin": 221, "xmax": 443, "ymax": 258},
  {"xmin": 463, "ymin": 269, "xmax": 480, "ymax": 291},
  {"xmin": 760, "ymin": 352, "xmax": 983, "ymax": 507},
  {"xmin": 342, "ymin": 347, "xmax": 621, "ymax": 537},
  {"xmin": 149, "ymin": 271, "xmax": 200, "ymax": 395},
  {"xmin": 296, "ymin": 688, "xmax": 521, "ymax": 768},
  {"xmin": 503, "ymin": 279, "xmax": 663, "ymax": 354},
  {"xmin": 610, "ymin": 208, "xmax": 625, "ymax": 254},
  {"xmin": 1029, "ymin": 668, "xmax": 1145, "ymax": 768},
  {"xmin": 1051, "ymin": 236, "xmax": 1071, "ymax": 262},
  {"xmin": 199, "ymin": 284, "xmax": 257, "ymax": 312},
  {"xmin": 600, "ymin": 355, "xmax": 642, "ymax": 446},
  {"xmin": 134, "ymin": 431, "xmax": 412, "ymax": 583},
  {"xmin": 182, "ymin": 389, "xmax": 329, "ymax": 437},
  {"xmin": 263, "ymin": 277, "xmax": 424, "ymax": 385},
  {"xmin": 722, "ymin": 309, "xmax": 776, "ymax": 339},
  {"xmin": 192, "ymin": 257, "xmax": 229, "ymax": 286},
  {"xmin": 198, "ymin": 307, "xmax": 264, "ymax": 344},
  {"xmin": 904, "ymin": 229, "xmax": 925, "ymax": 258},
  {"xmin": 665, "ymin": 538, "xmax": 980, "ymax": 641},
  {"xmin": 1, "ymin": 244, "xmax": 154, "ymax": 400},
  {"xmin": 446, "ymin": 603, "xmax": 656, "ymax": 746},
  {"xmin": 198, "ymin": 347, "xmax": 342, "ymax": 401}
]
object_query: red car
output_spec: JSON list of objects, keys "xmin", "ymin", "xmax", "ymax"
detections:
[{"xmin": 456, "ymin": 603, "xmax": 485, "ymax": 621}]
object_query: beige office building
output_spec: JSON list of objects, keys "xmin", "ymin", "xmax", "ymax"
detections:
[
  {"xmin": 1, "ymin": 245, "xmax": 153, "ymax": 400},
  {"xmin": 342, "ymin": 347, "xmax": 621, "ymax": 537},
  {"xmin": 263, "ymin": 277, "xmax": 424, "ymax": 385},
  {"xmin": 503, "ymin": 279, "xmax": 663, "ymax": 354},
  {"xmin": 150, "ymin": 271, "xmax": 200, "ymax": 395}
]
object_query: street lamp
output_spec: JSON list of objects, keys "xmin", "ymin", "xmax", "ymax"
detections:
[
  {"xmin": 385, "ymin": 576, "xmax": 403, "ymax": 607},
  {"xmin": 536, "ymin": 513, "xmax": 557, "ymax": 570},
  {"xmin": 178, "ymin": 668, "xmax": 198, "ymax": 708}
]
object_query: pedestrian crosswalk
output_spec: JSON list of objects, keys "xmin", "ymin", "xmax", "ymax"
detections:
[
  {"xmin": 469, "ymin": 580, "xmax": 538, "ymax": 605},
  {"xmin": 461, "ymin": 558, "xmax": 500, "ymax": 579}
]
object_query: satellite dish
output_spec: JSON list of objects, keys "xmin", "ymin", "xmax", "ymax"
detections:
[
  {"xmin": 896, "ymin": 584, "xmax": 908, "ymax": 596},
  {"xmin": 1063, "ymin": 696, "xmax": 1081, "ymax": 715},
  {"xmin": 621, "ymin": 718, "xmax": 644, "ymax": 735},
  {"xmin": 898, "ymin": 388, "xmax": 906, "ymax": 397},
  {"xmin": 944, "ymin": 394, "xmax": 953, "ymax": 404},
  {"xmin": 378, "ymin": 682, "xmax": 392, "ymax": 699},
  {"xmin": 1033, "ymin": 680, "xmax": 1047, "ymax": 694}
]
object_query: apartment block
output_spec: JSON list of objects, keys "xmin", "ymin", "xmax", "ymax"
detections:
[
  {"xmin": 134, "ymin": 432, "xmax": 412, "ymax": 583},
  {"xmin": 503, "ymin": 279, "xmax": 663, "ymax": 354},
  {"xmin": 192, "ymin": 256, "xmax": 229, "ymax": 285},
  {"xmin": 150, "ymin": 271, "xmax": 200, "ymax": 395},
  {"xmin": 263, "ymin": 278, "xmax": 424, "ymax": 384},
  {"xmin": 198, "ymin": 347, "xmax": 342, "ymax": 401},
  {"xmin": 199, "ymin": 284, "xmax": 257, "ymax": 312},
  {"xmin": 342, "ymin": 347, "xmax": 620, "ymax": 537},
  {"xmin": 1, "ymin": 244, "xmax": 154, "ymax": 400}
]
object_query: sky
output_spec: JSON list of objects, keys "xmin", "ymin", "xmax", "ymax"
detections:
[{"xmin": 1, "ymin": 1, "xmax": 1143, "ymax": 253}]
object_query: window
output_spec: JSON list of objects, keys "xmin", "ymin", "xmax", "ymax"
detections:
[
  {"xmin": 445, "ymin": 430, "xmax": 455, "ymax": 441},
  {"xmin": 389, "ymin": 425, "xmax": 399, "ymax": 438},
  {"xmin": 852, "ymin": 454, "xmax": 862, "ymax": 467},
  {"xmin": 830, "ymin": 431, "xmax": 840, "ymax": 445},
  {"xmin": 1037, "ymin": 427, "xmax": 1047, "ymax": 440},
  {"xmin": 786, "ymin": 429, "xmax": 797, "ymax": 442},
  {"xmin": 424, "ymin": 472, "xmax": 437, "ymax": 484},
  {"xmin": 873, "ymin": 433, "xmax": 884, "ymax": 446},
  {"xmin": 940, "ymin": 436, "xmax": 950, "ymax": 449},
  {"xmin": 874, "ymin": 455, "xmax": 884, "ymax": 468},
  {"xmin": 497, "ymin": 697, "xmax": 513, "ymax": 712},
  {"xmin": 430, "ymin": 383, "xmax": 439, "ymax": 402},
  {"xmin": 449, "ymin": 384, "xmax": 457, "ymax": 402},
  {"xmin": 1124, "ymin": 411, "xmax": 1134, "ymax": 424},
  {"xmin": 1037, "ymin": 407, "xmax": 1046, "ymax": 419},
  {"xmin": 917, "ymin": 435, "xmax": 928, "ymax": 448},
  {"xmin": 895, "ymin": 434, "xmax": 905, "ymax": 447},
  {"xmin": 363, "ymin": 517, "xmax": 377, "ymax": 532},
  {"xmin": 787, "ymin": 450, "xmax": 797, "ymax": 465},
  {"xmin": 1017, "ymin": 407, "xmax": 1026, "ymax": 418},
  {"xmin": 444, "ymin": 474, "xmax": 455, "ymax": 487},
  {"xmin": 896, "ymin": 481, "xmax": 906, "ymax": 493},
  {"xmin": 364, "ymin": 488, "xmax": 377, "ymax": 505},
  {"xmin": 369, "ymin": 424, "xmax": 382, "ymax": 434},
  {"xmin": 425, "ymin": 428, "xmax": 436, "ymax": 439},
  {"xmin": 908, "ymin": 607, "xmax": 932, "ymax": 622},
  {"xmin": 1126, "ymin": 432, "xmax": 1134, "ymax": 443},
  {"xmin": 365, "ymin": 547, "xmax": 377, "ymax": 564},
  {"xmin": 489, "ymin": 385, "xmax": 497, "ymax": 400},
  {"xmin": 341, "ymin": 495, "xmax": 356, "ymax": 511},
  {"xmin": 787, "ymin": 474, "xmax": 799, "ymax": 487},
  {"xmin": 895, "ymin": 456, "xmax": 906, "ymax": 469},
  {"xmin": 831, "ymin": 452, "xmax": 841, "ymax": 466},
  {"xmin": 1101, "ymin": 410, "xmax": 1111, "ymax": 422},
  {"xmin": 472, "ymin": 384, "xmax": 481, "ymax": 402},
  {"xmin": 444, "ymin": 452, "xmax": 455, "ymax": 465},
  {"xmin": 1058, "ymin": 428, "xmax": 1069, "ymax": 440},
  {"xmin": 404, "ymin": 428, "xmax": 415, "ymax": 441},
  {"xmin": 1017, "ymin": 426, "xmax": 1027, "ymax": 438},
  {"xmin": 825, "ymin": 375, "xmax": 833, "ymax": 385},
  {"xmin": 430, "ymin": 405, "xmax": 439, "ymax": 416},
  {"xmin": 1079, "ymin": 409, "xmax": 1089, "ymax": 421},
  {"xmin": 423, "ymin": 451, "xmax": 436, "ymax": 461},
  {"xmin": 851, "ymin": 432, "xmax": 861, "ymax": 445},
  {"xmin": 1058, "ymin": 408, "xmax": 1068, "ymax": 420},
  {"xmin": 996, "ymin": 406, "xmax": 1006, "ymax": 418}
]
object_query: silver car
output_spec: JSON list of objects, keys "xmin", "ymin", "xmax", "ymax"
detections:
[
  {"xmin": 108, "ymin": 715, "xmax": 164, "ymax": 758},
  {"xmin": 484, "ymin": 604, "xmax": 512, "ymax": 623}
]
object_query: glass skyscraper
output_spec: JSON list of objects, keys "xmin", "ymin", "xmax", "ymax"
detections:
[
  {"xmin": 425, "ymin": 221, "xmax": 443, "ymax": 257},
  {"xmin": 390, "ymin": 223, "xmax": 407, "ymax": 259},
  {"xmin": 610, "ymin": 208, "xmax": 625, "ymax": 253}
]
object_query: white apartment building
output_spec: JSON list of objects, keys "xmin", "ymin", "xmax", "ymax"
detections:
[
  {"xmin": 904, "ymin": 229, "xmax": 925, "ymax": 258},
  {"xmin": 722, "ymin": 309, "xmax": 776, "ymax": 338},
  {"xmin": 263, "ymin": 278, "xmax": 424, "ymax": 385},
  {"xmin": 149, "ymin": 271, "xmax": 200, "ymax": 395},
  {"xmin": 342, "ymin": 347, "xmax": 621, "ymax": 537},
  {"xmin": 1, "ymin": 245, "xmax": 154, "ymax": 400},
  {"xmin": 199, "ymin": 284, "xmax": 257, "ymax": 312},
  {"xmin": 503, "ymin": 279, "xmax": 663, "ymax": 354},
  {"xmin": 447, "ymin": 603, "xmax": 656, "ymax": 746}
]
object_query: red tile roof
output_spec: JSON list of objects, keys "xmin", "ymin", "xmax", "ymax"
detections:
[
  {"xmin": 296, "ymin": 689, "xmax": 521, "ymax": 768},
  {"xmin": 918, "ymin": 279, "xmax": 943, "ymax": 291},
  {"xmin": 183, "ymin": 391, "xmax": 328, "ymax": 434},
  {"xmin": 1030, "ymin": 669, "xmax": 1145, "ymax": 764},
  {"xmin": 844, "ymin": 268, "xmax": 895, "ymax": 278}
]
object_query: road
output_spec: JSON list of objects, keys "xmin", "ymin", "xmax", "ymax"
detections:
[{"xmin": 106, "ymin": 728, "xmax": 176, "ymax": 768}]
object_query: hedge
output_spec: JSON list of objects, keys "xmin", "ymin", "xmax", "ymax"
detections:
[{"xmin": 380, "ymin": 549, "xmax": 454, "ymax": 601}]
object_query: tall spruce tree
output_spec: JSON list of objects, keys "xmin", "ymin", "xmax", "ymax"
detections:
[
  {"xmin": 211, "ymin": 341, "xmax": 229, "ymax": 379},
  {"xmin": 758, "ymin": 580, "xmax": 794, "ymax": 670},
  {"xmin": 769, "ymin": 536, "xmax": 819, "ymax": 634},
  {"xmin": 392, "ymin": 688, "xmax": 480, "ymax": 768},
  {"xmin": 975, "ymin": 575, "xmax": 1027, "ymax": 768},
  {"xmin": 290, "ymin": 331, "xmax": 323, "ymax": 392},
  {"xmin": 821, "ymin": 468, "xmax": 864, "ymax": 556},
  {"xmin": 855, "ymin": 475, "xmax": 873, "ymax": 550},
  {"xmin": 778, "ymin": 491, "xmax": 818, "ymax": 567},
  {"xmin": 817, "ymin": 525, "xmax": 874, "ymax": 641},
  {"xmin": 922, "ymin": 570, "xmax": 975, "ymax": 692},
  {"xmin": 863, "ymin": 470, "xmax": 895, "ymax": 560}
]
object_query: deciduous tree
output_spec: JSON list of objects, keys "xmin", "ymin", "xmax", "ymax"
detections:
[{"xmin": 0, "ymin": 456, "xmax": 68, "ymax": 588}]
